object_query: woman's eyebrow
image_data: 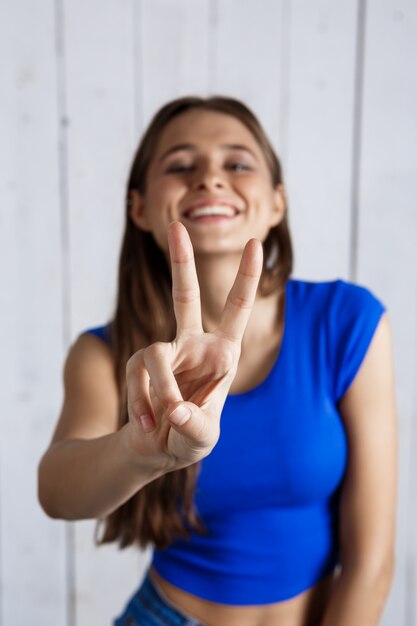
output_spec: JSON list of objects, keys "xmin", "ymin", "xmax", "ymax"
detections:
[{"xmin": 159, "ymin": 143, "xmax": 257, "ymax": 162}]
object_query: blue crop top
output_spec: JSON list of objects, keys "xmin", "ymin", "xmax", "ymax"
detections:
[{"xmin": 81, "ymin": 278, "xmax": 386, "ymax": 605}]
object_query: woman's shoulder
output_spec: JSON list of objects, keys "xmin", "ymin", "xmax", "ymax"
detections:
[
  {"xmin": 288, "ymin": 277, "xmax": 385, "ymax": 311},
  {"xmin": 287, "ymin": 278, "xmax": 387, "ymax": 402}
]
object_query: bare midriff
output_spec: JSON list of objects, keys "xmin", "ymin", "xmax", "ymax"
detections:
[{"xmin": 150, "ymin": 566, "xmax": 335, "ymax": 626}]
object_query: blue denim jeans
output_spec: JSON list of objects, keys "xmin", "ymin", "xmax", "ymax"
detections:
[{"xmin": 113, "ymin": 570, "xmax": 203, "ymax": 626}]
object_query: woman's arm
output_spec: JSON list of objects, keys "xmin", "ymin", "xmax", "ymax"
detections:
[
  {"xmin": 38, "ymin": 334, "xmax": 172, "ymax": 520},
  {"xmin": 39, "ymin": 224, "xmax": 263, "ymax": 521},
  {"xmin": 321, "ymin": 312, "xmax": 398, "ymax": 626}
]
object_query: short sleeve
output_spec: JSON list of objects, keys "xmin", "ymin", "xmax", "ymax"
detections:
[
  {"xmin": 327, "ymin": 280, "xmax": 387, "ymax": 402},
  {"xmin": 80, "ymin": 322, "xmax": 113, "ymax": 346}
]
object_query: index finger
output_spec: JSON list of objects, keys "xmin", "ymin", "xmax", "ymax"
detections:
[
  {"xmin": 216, "ymin": 238, "xmax": 263, "ymax": 344},
  {"xmin": 168, "ymin": 221, "xmax": 203, "ymax": 337}
]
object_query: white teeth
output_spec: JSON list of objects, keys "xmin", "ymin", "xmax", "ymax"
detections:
[{"xmin": 186, "ymin": 205, "xmax": 237, "ymax": 219}]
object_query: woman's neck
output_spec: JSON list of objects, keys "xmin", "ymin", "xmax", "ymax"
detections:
[{"xmin": 194, "ymin": 252, "xmax": 284, "ymax": 351}]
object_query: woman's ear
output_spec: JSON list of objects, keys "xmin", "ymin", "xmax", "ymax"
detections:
[
  {"xmin": 270, "ymin": 184, "xmax": 286, "ymax": 227},
  {"xmin": 128, "ymin": 189, "xmax": 151, "ymax": 232}
]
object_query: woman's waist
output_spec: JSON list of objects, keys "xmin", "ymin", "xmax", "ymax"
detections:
[{"xmin": 149, "ymin": 565, "xmax": 335, "ymax": 626}]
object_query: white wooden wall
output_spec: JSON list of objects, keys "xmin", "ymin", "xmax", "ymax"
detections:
[{"xmin": 1, "ymin": 1, "xmax": 416, "ymax": 624}]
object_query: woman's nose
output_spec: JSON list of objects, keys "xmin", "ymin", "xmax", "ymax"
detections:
[{"xmin": 191, "ymin": 166, "xmax": 225, "ymax": 190}]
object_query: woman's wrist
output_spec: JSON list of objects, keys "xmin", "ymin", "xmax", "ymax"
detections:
[{"xmin": 118, "ymin": 422, "xmax": 177, "ymax": 477}]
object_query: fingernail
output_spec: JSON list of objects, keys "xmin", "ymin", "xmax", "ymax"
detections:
[
  {"xmin": 139, "ymin": 414, "xmax": 155, "ymax": 432},
  {"xmin": 168, "ymin": 405, "xmax": 191, "ymax": 426}
]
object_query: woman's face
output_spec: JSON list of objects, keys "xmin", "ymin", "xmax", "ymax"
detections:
[{"xmin": 129, "ymin": 109, "xmax": 286, "ymax": 257}]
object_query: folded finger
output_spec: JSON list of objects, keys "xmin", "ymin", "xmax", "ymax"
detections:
[
  {"xmin": 216, "ymin": 238, "xmax": 263, "ymax": 343},
  {"xmin": 143, "ymin": 341, "xmax": 183, "ymax": 408},
  {"xmin": 126, "ymin": 350, "xmax": 156, "ymax": 431}
]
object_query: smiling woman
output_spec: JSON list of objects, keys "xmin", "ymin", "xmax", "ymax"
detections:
[{"xmin": 38, "ymin": 96, "xmax": 397, "ymax": 626}]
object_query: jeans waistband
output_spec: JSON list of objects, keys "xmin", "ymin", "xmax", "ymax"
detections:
[{"xmin": 143, "ymin": 569, "xmax": 203, "ymax": 626}]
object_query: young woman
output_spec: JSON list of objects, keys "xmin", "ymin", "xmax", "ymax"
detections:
[{"xmin": 38, "ymin": 96, "xmax": 398, "ymax": 626}]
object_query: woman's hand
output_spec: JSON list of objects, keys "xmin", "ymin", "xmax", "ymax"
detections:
[{"xmin": 124, "ymin": 221, "xmax": 263, "ymax": 469}]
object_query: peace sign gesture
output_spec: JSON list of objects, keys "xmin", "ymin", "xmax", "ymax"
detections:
[{"xmin": 125, "ymin": 221, "xmax": 263, "ymax": 470}]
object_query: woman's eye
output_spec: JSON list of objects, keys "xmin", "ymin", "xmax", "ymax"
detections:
[
  {"xmin": 228, "ymin": 162, "xmax": 252, "ymax": 172},
  {"xmin": 166, "ymin": 164, "xmax": 194, "ymax": 173},
  {"xmin": 165, "ymin": 162, "xmax": 252, "ymax": 174}
]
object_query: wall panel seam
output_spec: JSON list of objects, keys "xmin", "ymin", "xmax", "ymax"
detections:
[
  {"xmin": 279, "ymin": 0, "xmax": 291, "ymax": 167},
  {"xmin": 208, "ymin": 0, "xmax": 218, "ymax": 94},
  {"xmin": 349, "ymin": 0, "xmax": 367, "ymax": 282},
  {"xmin": 133, "ymin": 0, "xmax": 144, "ymax": 138},
  {"xmin": 54, "ymin": 0, "xmax": 74, "ymax": 624}
]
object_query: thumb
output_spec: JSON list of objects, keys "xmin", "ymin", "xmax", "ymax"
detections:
[
  {"xmin": 167, "ymin": 401, "xmax": 214, "ymax": 448},
  {"xmin": 168, "ymin": 402, "xmax": 193, "ymax": 426}
]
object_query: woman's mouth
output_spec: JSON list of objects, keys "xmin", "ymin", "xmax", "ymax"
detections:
[{"xmin": 182, "ymin": 204, "xmax": 241, "ymax": 222}]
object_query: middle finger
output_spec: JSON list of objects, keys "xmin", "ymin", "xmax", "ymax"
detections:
[{"xmin": 216, "ymin": 238, "xmax": 263, "ymax": 344}]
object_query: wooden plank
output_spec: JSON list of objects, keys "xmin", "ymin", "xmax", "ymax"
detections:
[
  {"xmin": 74, "ymin": 521, "xmax": 151, "ymax": 626},
  {"xmin": 65, "ymin": 1, "xmax": 210, "ymax": 626},
  {"xmin": 0, "ymin": 1, "xmax": 68, "ymax": 624},
  {"xmin": 62, "ymin": 1, "xmax": 142, "ymax": 623},
  {"xmin": 213, "ymin": 0, "xmax": 287, "ymax": 160},
  {"xmin": 65, "ymin": 0, "xmax": 138, "ymax": 334},
  {"xmin": 356, "ymin": 2, "xmax": 417, "ymax": 624},
  {"xmin": 140, "ymin": 0, "xmax": 210, "ymax": 127},
  {"xmin": 285, "ymin": 0, "xmax": 359, "ymax": 280},
  {"xmin": 66, "ymin": 1, "xmax": 210, "ymax": 622}
]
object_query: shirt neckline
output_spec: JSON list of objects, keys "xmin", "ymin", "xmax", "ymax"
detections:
[{"xmin": 227, "ymin": 278, "xmax": 292, "ymax": 399}]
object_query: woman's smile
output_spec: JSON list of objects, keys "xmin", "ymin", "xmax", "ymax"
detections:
[{"xmin": 182, "ymin": 206, "xmax": 243, "ymax": 224}]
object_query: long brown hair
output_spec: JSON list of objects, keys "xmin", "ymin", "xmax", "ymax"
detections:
[{"xmin": 95, "ymin": 95, "xmax": 294, "ymax": 550}]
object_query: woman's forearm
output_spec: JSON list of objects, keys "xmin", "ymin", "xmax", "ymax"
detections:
[
  {"xmin": 320, "ymin": 563, "xmax": 394, "ymax": 626},
  {"xmin": 38, "ymin": 426, "xmax": 172, "ymax": 520}
]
